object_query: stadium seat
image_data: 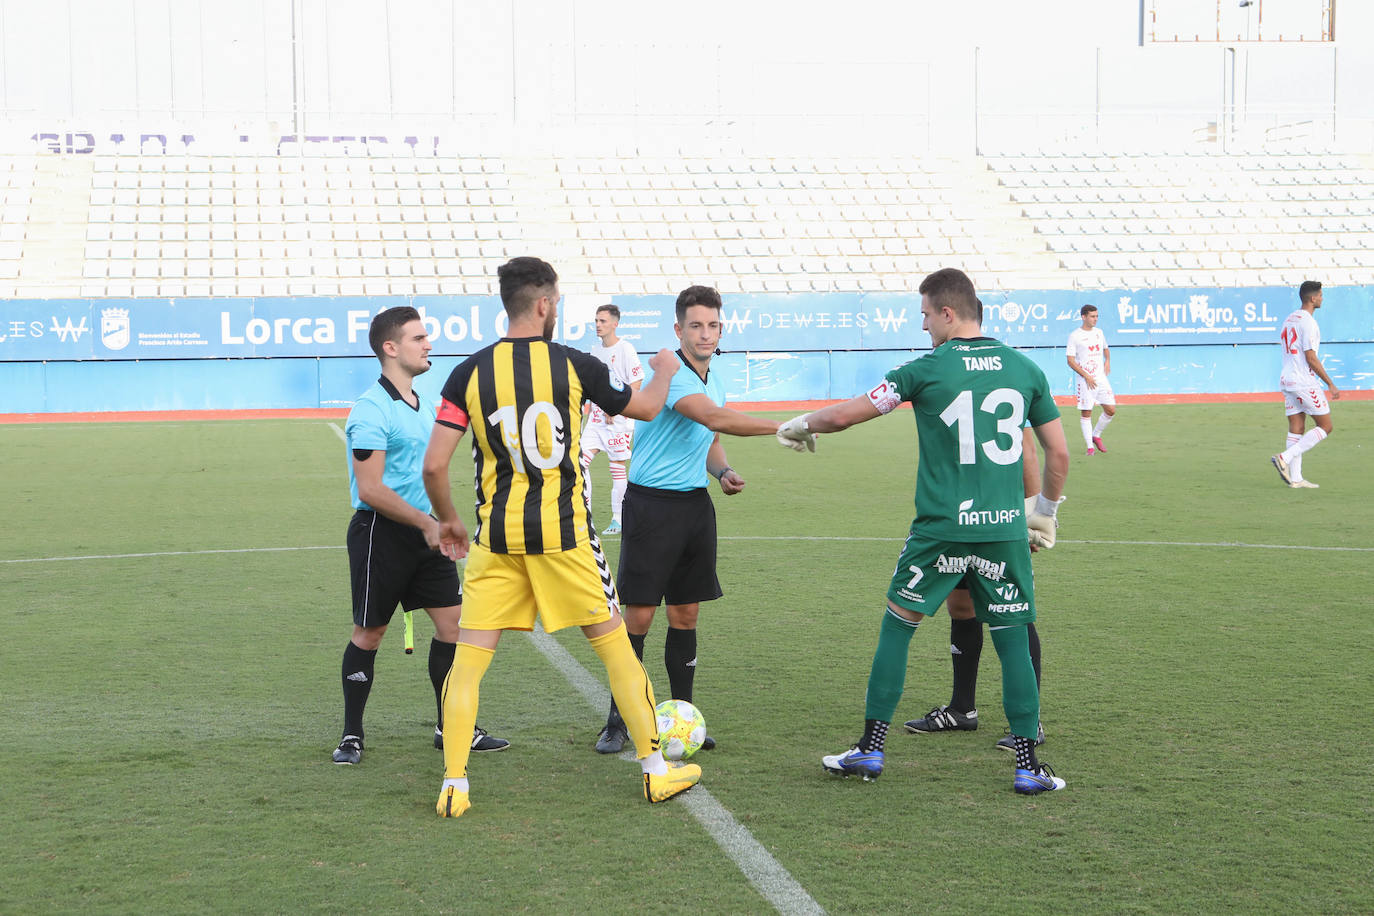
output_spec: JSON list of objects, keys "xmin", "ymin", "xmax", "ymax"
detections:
[{"xmin": 0, "ymin": 140, "xmax": 1346, "ymax": 299}]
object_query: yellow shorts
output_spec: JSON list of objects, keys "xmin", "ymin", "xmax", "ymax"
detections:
[{"xmin": 460, "ymin": 540, "xmax": 620, "ymax": 633}]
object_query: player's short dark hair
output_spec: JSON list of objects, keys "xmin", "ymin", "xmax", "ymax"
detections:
[
  {"xmin": 1299, "ymin": 280, "xmax": 1322, "ymax": 303},
  {"xmin": 498, "ymin": 256, "xmax": 559, "ymax": 318},
  {"xmin": 975, "ymin": 298, "xmax": 983, "ymax": 325},
  {"xmin": 675, "ymin": 285, "xmax": 722, "ymax": 324},
  {"xmin": 1081, "ymin": 304, "xmax": 1098, "ymax": 317},
  {"xmin": 368, "ymin": 306, "xmax": 422, "ymax": 358},
  {"xmin": 917, "ymin": 268, "xmax": 978, "ymax": 322},
  {"xmin": 596, "ymin": 303, "xmax": 621, "ymax": 320}
]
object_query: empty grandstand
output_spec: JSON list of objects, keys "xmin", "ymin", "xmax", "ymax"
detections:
[
  {"xmin": 1, "ymin": 0, "xmax": 1368, "ymax": 413},
  {"xmin": 1, "ymin": 142, "xmax": 1372, "ymax": 301}
]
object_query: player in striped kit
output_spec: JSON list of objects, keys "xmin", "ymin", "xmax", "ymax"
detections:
[
  {"xmin": 1271, "ymin": 281, "xmax": 1340, "ymax": 488},
  {"xmin": 1066, "ymin": 304, "xmax": 1116, "ymax": 455},
  {"xmin": 422, "ymin": 257, "xmax": 701, "ymax": 817}
]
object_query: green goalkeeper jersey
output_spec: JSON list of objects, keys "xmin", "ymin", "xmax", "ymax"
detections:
[{"xmin": 866, "ymin": 336, "xmax": 1058, "ymax": 542}]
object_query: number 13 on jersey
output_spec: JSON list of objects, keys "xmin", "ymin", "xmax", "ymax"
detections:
[{"xmin": 939, "ymin": 388, "xmax": 1025, "ymax": 465}]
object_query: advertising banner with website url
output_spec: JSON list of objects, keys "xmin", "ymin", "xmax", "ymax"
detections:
[{"xmin": 1, "ymin": 286, "xmax": 1368, "ymax": 362}]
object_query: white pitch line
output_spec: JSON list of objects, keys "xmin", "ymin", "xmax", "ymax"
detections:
[
  {"xmin": 327, "ymin": 421, "xmax": 346, "ymax": 442},
  {"xmin": 1060, "ymin": 538, "xmax": 1374, "ymax": 552},
  {"xmin": 7, "ymin": 536, "xmax": 1374, "ymax": 565},
  {"xmin": 0, "ymin": 545, "xmax": 343, "ymax": 564},
  {"xmin": 722, "ymin": 536, "xmax": 1374, "ymax": 552},
  {"xmin": 526, "ymin": 624, "xmax": 826, "ymax": 916}
]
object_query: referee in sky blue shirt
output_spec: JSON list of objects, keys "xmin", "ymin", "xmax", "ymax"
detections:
[
  {"xmin": 593, "ymin": 286, "xmax": 785, "ymax": 754},
  {"xmin": 332, "ymin": 306, "xmax": 508, "ymax": 766}
]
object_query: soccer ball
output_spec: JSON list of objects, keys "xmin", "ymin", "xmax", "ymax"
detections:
[{"xmin": 655, "ymin": 699, "xmax": 706, "ymax": 761}]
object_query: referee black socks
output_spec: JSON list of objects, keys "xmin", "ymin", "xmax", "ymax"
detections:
[
  {"xmin": 664, "ymin": 627, "xmax": 697, "ymax": 703},
  {"xmin": 947, "ymin": 619, "xmax": 1042, "ymax": 713},
  {"xmin": 429, "ymin": 638, "xmax": 457, "ymax": 726},
  {"xmin": 948, "ymin": 616, "xmax": 983, "ymax": 714},
  {"xmin": 341, "ymin": 641, "xmax": 378, "ymax": 740}
]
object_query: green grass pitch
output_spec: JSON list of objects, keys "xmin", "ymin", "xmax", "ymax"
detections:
[{"xmin": 2, "ymin": 402, "xmax": 1371, "ymax": 914}]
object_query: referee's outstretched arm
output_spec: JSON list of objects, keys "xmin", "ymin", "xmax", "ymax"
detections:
[{"xmin": 671, "ymin": 393, "xmax": 779, "ymax": 437}]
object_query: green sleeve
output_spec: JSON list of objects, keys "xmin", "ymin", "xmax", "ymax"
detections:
[
  {"xmin": 1025, "ymin": 366, "xmax": 1058, "ymax": 428},
  {"xmin": 884, "ymin": 355, "xmax": 928, "ymax": 403}
]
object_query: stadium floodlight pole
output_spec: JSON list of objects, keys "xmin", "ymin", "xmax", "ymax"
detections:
[
  {"xmin": 290, "ymin": 0, "xmax": 302, "ymax": 136},
  {"xmin": 972, "ymin": 46, "xmax": 980, "ymax": 154},
  {"xmin": 1094, "ymin": 47, "xmax": 1101, "ymax": 140},
  {"xmin": 1223, "ymin": 45, "xmax": 1236, "ymax": 152},
  {"xmin": 1331, "ymin": 45, "xmax": 1337, "ymax": 143},
  {"xmin": 509, "ymin": 0, "xmax": 517, "ymax": 124}
]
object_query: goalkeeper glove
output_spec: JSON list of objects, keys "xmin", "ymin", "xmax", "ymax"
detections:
[
  {"xmin": 776, "ymin": 415, "xmax": 816, "ymax": 453},
  {"xmin": 1026, "ymin": 493, "xmax": 1063, "ymax": 550}
]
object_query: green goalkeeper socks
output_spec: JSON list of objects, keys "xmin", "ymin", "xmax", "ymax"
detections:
[
  {"xmin": 864, "ymin": 608, "xmax": 920, "ymax": 723},
  {"xmin": 989, "ymin": 624, "xmax": 1040, "ymax": 740}
]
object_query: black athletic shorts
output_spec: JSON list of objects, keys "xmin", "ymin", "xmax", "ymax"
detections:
[
  {"xmin": 347, "ymin": 510, "xmax": 461, "ymax": 627},
  {"xmin": 616, "ymin": 484, "xmax": 723, "ymax": 607}
]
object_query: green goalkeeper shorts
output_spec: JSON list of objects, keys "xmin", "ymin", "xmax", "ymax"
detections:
[{"xmin": 885, "ymin": 534, "xmax": 1036, "ymax": 626}]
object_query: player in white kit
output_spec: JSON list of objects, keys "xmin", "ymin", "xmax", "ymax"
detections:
[
  {"xmin": 1271, "ymin": 281, "xmax": 1340, "ymax": 488},
  {"xmin": 1066, "ymin": 304, "xmax": 1117, "ymax": 455},
  {"xmin": 582, "ymin": 304, "xmax": 644, "ymax": 534}
]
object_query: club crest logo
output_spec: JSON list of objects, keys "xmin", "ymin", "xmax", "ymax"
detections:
[{"xmin": 101, "ymin": 308, "xmax": 130, "ymax": 351}]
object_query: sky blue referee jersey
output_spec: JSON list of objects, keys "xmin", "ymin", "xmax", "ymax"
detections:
[
  {"xmin": 628, "ymin": 351, "xmax": 724, "ymax": 491},
  {"xmin": 345, "ymin": 376, "xmax": 435, "ymax": 513}
]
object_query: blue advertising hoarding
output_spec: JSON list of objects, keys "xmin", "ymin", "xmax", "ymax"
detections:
[
  {"xmin": 2, "ymin": 286, "xmax": 1370, "ymax": 363},
  {"xmin": 2, "ymin": 286, "xmax": 1371, "ymax": 413}
]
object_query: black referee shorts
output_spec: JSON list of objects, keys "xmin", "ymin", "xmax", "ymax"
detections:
[
  {"xmin": 347, "ymin": 510, "xmax": 461, "ymax": 628},
  {"xmin": 616, "ymin": 484, "xmax": 723, "ymax": 607}
]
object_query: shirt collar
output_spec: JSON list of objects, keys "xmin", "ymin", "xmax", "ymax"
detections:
[{"xmin": 378, "ymin": 375, "xmax": 419, "ymax": 411}]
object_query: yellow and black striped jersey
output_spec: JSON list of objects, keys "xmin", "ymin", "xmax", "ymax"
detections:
[{"xmin": 436, "ymin": 336, "xmax": 633, "ymax": 554}]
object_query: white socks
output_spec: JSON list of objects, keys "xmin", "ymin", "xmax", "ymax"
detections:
[
  {"xmin": 609, "ymin": 460, "xmax": 628, "ymax": 523},
  {"xmin": 1093, "ymin": 412, "xmax": 1113, "ymax": 437},
  {"xmin": 1282, "ymin": 427, "xmax": 1327, "ymax": 480},
  {"xmin": 1282, "ymin": 427, "xmax": 1327, "ymax": 463},
  {"xmin": 1286, "ymin": 433, "xmax": 1303, "ymax": 481},
  {"xmin": 1080, "ymin": 417, "xmax": 1094, "ymax": 450},
  {"xmin": 641, "ymin": 751, "xmax": 668, "ymax": 776}
]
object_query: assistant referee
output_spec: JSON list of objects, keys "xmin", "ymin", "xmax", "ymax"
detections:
[{"xmin": 332, "ymin": 305, "xmax": 508, "ymax": 765}]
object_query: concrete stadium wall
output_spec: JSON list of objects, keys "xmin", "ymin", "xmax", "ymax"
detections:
[{"xmin": 1, "ymin": 287, "xmax": 1370, "ymax": 413}]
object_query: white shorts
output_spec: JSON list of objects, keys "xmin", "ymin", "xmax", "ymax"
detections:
[
  {"xmin": 1075, "ymin": 376, "xmax": 1116, "ymax": 411},
  {"xmin": 1282, "ymin": 385, "xmax": 1330, "ymax": 417},
  {"xmin": 582, "ymin": 416, "xmax": 634, "ymax": 461}
]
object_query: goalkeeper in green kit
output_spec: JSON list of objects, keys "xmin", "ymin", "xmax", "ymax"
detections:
[{"xmin": 775, "ymin": 268, "xmax": 1070, "ymax": 795}]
